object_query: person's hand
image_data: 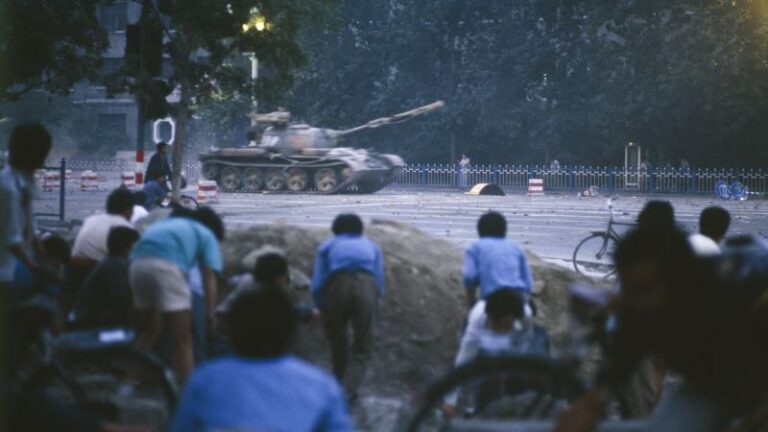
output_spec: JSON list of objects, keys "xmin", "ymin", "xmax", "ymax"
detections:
[
  {"xmin": 441, "ymin": 403, "xmax": 457, "ymax": 419},
  {"xmin": 554, "ymin": 391, "xmax": 605, "ymax": 432}
]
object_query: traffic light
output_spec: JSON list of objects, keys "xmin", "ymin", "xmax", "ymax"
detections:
[
  {"xmin": 144, "ymin": 78, "xmax": 173, "ymax": 120},
  {"xmin": 124, "ymin": 17, "xmax": 163, "ymax": 77}
]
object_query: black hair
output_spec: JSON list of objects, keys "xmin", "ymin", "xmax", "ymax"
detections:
[
  {"xmin": 332, "ymin": 213, "xmax": 363, "ymax": 235},
  {"xmin": 41, "ymin": 235, "xmax": 70, "ymax": 265},
  {"xmin": 8, "ymin": 123, "xmax": 52, "ymax": 171},
  {"xmin": 700, "ymin": 206, "xmax": 731, "ymax": 241},
  {"xmin": 637, "ymin": 200, "xmax": 675, "ymax": 231},
  {"xmin": 107, "ymin": 226, "xmax": 139, "ymax": 256},
  {"xmin": 155, "ymin": 142, "xmax": 168, "ymax": 151},
  {"xmin": 228, "ymin": 287, "xmax": 296, "ymax": 358},
  {"xmin": 106, "ymin": 188, "xmax": 135, "ymax": 215},
  {"xmin": 477, "ymin": 211, "xmax": 507, "ymax": 238},
  {"xmin": 485, "ymin": 288, "xmax": 525, "ymax": 321},
  {"xmin": 133, "ymin": 191, "xmax": 147, "ymax": 206},
  {"xmin": 253, "ymin": 253, "xmax": 289, "ymax": 287},
  {"xmin": 171, "ymin": 206, "xmax": 225, "ymax": 240}
]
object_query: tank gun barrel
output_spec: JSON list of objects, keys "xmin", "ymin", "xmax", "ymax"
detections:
[{"xmin": 337, "ymin": 100, "xmax": 444, "ymax": 137}]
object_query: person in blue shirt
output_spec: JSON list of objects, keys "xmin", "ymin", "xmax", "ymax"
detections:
[
  {"xmin": 144, "ymin": 142, "xmax": 171, "ymax": 187},
  {"xmin": 311, "ymin": 213, "xmax": 384, "ymax": 404},
  {"xmin": 171, "ymin": 287, "xmax": 352, "ymax": 432},
  {"xmin": 130, "ymin": 206, "xmax": 224, "ymax": 385}
]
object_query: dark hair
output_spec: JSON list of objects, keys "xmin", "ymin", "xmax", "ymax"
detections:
[
  {"xmin": 41, "ymin": 235, "xmax": 70, "ymax": 265},
  {"xmin": 106, "ymin": 188, "xmax": 135, "ymax": 215},
  {"xmin": 228, "ymin": 287, "xmax": 296, "ymax": 358},
  {"xmin": 253, "ymin": 253, "xmax": 289, "ymax": 286},
  {"xmin": 8, "ymin": 124, "xmax": 52, "ymax": 171},
  {"xmin": 171, "ymin": 206, "xmax": 225, "ymax": 240},
  {"xmin": 133, "ymin": 191, "xmax": 147, "ymax": 206},
  {"xmin": 700, "ymin": 206, "xmax": 731, "ymax": 241},
  {"xmin": 155, "ymin": 142, "xmax": 168, "ymax": 151},
  {"xmin": 637, "ymin": 200, "xmax": 675, "ymax": 231},
  {"xmin": 485, "ymin": 288, "xmax": 525, "ymax": 321},
  {"xmin": 477, "ymin": 211, "xmax": 507, "ymax": 238},
  {"xmin": 332, "ymin": 213, "xmax": 363, "ymax": 235},
  {"xmin": 107, "ymin": 226, "xmax": 139, "ymax": 256}
]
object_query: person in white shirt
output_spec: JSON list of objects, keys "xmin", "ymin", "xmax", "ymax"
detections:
[{"xmin": 688, "ymin": 206, "xmax": 730, "ymax": 257}]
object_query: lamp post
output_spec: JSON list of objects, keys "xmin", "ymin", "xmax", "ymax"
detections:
[{"xmin": 242, "ymin": 10, "xmax": 268, "ymax": 133}]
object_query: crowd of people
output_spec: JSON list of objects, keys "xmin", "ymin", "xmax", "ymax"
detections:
[{"xmin": 3, "ymin": 122, "xmax": 768, "ymax": 432}]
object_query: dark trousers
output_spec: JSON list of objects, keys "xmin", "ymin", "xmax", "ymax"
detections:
[{"xmin": 322, "ymin": 272, "xmax": 378, "ymax": 399}]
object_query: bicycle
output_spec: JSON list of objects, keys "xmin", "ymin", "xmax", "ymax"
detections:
[
  {"xmin": 10, "ymin": 298, "xmax": 177, "ymax": 430},
  {"xmin": 572, "ymin": 196, "xmax": 634, "ymax": 278}
]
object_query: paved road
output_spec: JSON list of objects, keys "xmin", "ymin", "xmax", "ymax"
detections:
[{"xmin": 37, "ymin": 186, "xmax": 768, "ymax": 267}]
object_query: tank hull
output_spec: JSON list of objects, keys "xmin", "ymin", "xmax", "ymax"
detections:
[{"xmin": 198, "ymin": 147, "xmax": 403, "ymax": 194}]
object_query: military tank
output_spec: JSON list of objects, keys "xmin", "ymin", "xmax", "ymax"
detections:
[{"xmin": 198, "ymin": 101, "xmax": 444, "ymax": 194}]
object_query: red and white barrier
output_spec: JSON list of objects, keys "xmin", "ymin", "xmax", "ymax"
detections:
[
  {"xmin": 526, "ymin": 178, "xmax": 545, "ymax": 196},
  {"xmin": 121, "ymin": 172, "xmax": 136, "ymax": 190},
  {"xmin": 196, "ymin": 180, "xmax": 219, "ymax": 204},
  {"xmin": 43, "ymin": 171, "xmax": 61, "ymax": 192},
  {"xmin": 80, "ymin": 170, "xmax": 100, "ymax": 191}
]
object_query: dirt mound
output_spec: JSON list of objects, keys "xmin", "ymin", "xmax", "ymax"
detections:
[{"xmin": 221, "ymin": 219, "xmax": 596, "ymax": 396}]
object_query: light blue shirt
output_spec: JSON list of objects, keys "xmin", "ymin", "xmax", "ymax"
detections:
[
  {"xmin": 0, "ymin": 165, "xmax": 36, "ymax": 282},
  {"xmin": 171, "ymin": 356, "xmax": 352, "ymax": 432},
  {"xmin": 463, "ymin": 237, "xmax": 533, "ymax": 298},
  {"xmin": 311, "ymin": 234, "xmax": 384, "ymax": 307},
  {"xmin": 131, "ymin": 217, "xmax": 222, "ymax": 274}
]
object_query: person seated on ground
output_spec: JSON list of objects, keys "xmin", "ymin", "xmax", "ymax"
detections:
[
  {"xmin": 142, "ymin": 174, "xmax": 167, "ymax": 210},
  {"xmin": 171, "ymin": 288, "xmax": 352, "ymax": 432},
  {"xmin": 689, "ymin": 206, "xmax": 731, "ymax": 256},
  {"xmin": 131, "ymin": 191, "xmax": 149, "ymax": 224},
  {"xmin": 442, "ymin": 289, "xmax": 550, "ymax": 418},
  {"xmin": 70, "ymin": 226, "xmax": 139, "ymax": 329},
  {"xmin": 11, "ymin": 235, "xmax": 70, "ymax": 302},
  {"xmin": 64, "ymin": 188, "xmax": 134, "ymax": 317},
  {"xmin": 555, "ymin": 228, "xmax": 768, "ymax": 432}
]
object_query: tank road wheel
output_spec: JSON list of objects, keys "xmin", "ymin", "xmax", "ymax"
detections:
[
  {"xmin": 265, "ymin": 169, "xmax": 285, "ymax": 191},
  {"xmin": 201, "ymin": 162, "xmax": 219, "ymax": 180},
  {"xmin": 314, "ymin": 168, "xmax": 338, "ymax": 193},
  {"xmin": 219, "ymin": 166, "xmax": 242, "ymax": 191},
  {"xmin": 286, "ymin": 168, "xmax": 309, "ymax": 192},
  {"xmin": 242, "ymin": 167, "xmax": 264, "ymax": 190}
]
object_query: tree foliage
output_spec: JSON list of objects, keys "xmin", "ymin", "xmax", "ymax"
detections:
[{"xmin": 288, "ymin": 0, "xmax": 768, "ymax": 167}]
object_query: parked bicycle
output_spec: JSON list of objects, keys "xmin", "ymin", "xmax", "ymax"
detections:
[
  {"xmin": 572, "ymin": 196, "xmax": 634, "ymax": 278},
  {"xmin": 10, "ymin": 298, "xmax": 177, "ymax": 430}
]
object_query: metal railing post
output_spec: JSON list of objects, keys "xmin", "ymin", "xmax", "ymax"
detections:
[
  {"xmin": 567, "ymin": 165, "xmax": 575, "ymax": 192},
  {"xmin": 419, "ymin": 164, "xmax": 426, "ymax": 185},
  {"xmin": 59, "ymin": 158, "xmax": 66, "ymax": 221},
  {"xmin": 608, "ymin": 166, "xmax": 615, "ymax": 192}
]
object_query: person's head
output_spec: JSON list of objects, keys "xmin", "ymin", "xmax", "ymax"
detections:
[
  {"xmin": 8, "ymin": 123, "xmax": 52, "ymax": 172},
  {"xmin": 252, "ymin": 252, "xmax": 290, "ymax": 289},
  {"xmin": 637, "ymin": 200, "xmax": 675, "ymax": 231},
  {"xmin": 699, "ymin": 206, "xmax": 731, "ymax": 243},
  {"xmin": 106, "ymin": 188, "xmax": 135, "ymax": 220},
  {"xmin": 227, "ymin": 287, "xmax": 296, "ymax": 358},
  {"xmin": 107, "ymin": 226, "xmax": 139, "ymax": 258},
  {"xmin": 155, "ymin": 142, "xmax": 168, "ymax": 155},
  {"xmin": 331, "ymin": 213, "xmax": 363, "ymax": 236},
  {"xmin": 614, "ymin": 225, "xmax": 697, "ymax": 343},
  {"xmin": 41, "ymin": 235, "xmax": 70, "ymax": 267},
  {"xmin": 171, "ymin": 206, "xmax": 225, "ymax": 240},
  {"xmin": 485, "ymin": 288, "xmax": 526, "ymax": 333},
  {"xmin": 477, "ymin": 211, "xmax": 506, "ymax": 238}
]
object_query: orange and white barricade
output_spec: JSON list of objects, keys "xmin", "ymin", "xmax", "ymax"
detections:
[
  {"xmin": 121, "ymin": 172, "xmax": 136, "ymax": 190},
  {"xmin": 196, "ymin": 180, "xmax": 219, "ymax": 204},
  {"xmin": 526, "ymin": 178, "xmax": 545, "ymax": 196},
  {"xmin": 80, "ymin": 170, "xmax": 100, "ymax": 191}
]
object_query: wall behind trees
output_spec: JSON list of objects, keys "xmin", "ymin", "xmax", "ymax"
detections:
[{"xmin": 286, "ymin": 0, "xmax": 768, "ymax": 167}]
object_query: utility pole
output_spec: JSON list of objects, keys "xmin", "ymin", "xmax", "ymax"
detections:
[{"xmin": 134, "ymin": 0, "xmax": 151, "ymax": 187}]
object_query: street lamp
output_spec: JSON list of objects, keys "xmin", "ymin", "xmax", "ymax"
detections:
[{"xmin": 242, "ymin": 9, "xmax": 268, "ymax": 138}]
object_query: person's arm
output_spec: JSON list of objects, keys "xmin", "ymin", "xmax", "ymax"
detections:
[
  {"xmin": 200, "ymin": 265, "xmax": 217, "ymax": 325},
  {"xmin": 311, "ymin": 242, "xmax": 329, "ymax": 308},
  {"xmin": 442, "ymin": 323, "xmax": 483, "ymax": 416},
  {"xmin": 519, "ymin": 249, "xmax": 534, "ymax": 293},
  {"xmin": 373, "ymin": 244, "xmax": 385, "ymax": 296},
  {"xmin": 462, "ymin": 246, "xmax": 479, "ymax": 308}
]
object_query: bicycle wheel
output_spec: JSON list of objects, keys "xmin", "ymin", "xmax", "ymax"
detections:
[
  {"xmin": 573, "ymin": 233, "xmax": 617, "ymax": 278},
  {"xmin": 178, "ymin": 194, "xmax": 199, "ymax": 209},
  {"xmin": 44, "ymin": 346, "xmax": 177, "ymax": 429},
  {"xmin": 399, "ymin": 356, "xmax": 584, "ymax": 432}
]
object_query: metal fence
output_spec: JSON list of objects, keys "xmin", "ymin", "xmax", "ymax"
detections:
[
  {"xmin": 34, "ymin": 158, "xmax": 66, "ymax": 221},
  {"xmin": 394, "ymin": 164, "xmax": 768, "ymax": 195}
]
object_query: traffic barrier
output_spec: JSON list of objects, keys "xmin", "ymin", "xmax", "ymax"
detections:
[
  {"xmin": 196, "ymin": 180, "xmax": 219, "ymax": 204},
  {"xmin": 80, "ymin": 170, "xmax": 99, "ymax": 191},
  {"xmin": 465, "ymin": 183, "xmax": 505, "ymax": 196},
  {"xmin": 527, "ymin": 178, "xmax": 544, "ymax": 196},
  {"xmin": 65, "ymin": 169, "xmax": 73, "ymax": 181},
  {"xmin": 121, "ymin": 172, "xmax": 135, "ymax": 190},
  {"xmin": 43, "ymin": 171, "xmax": 61, "ymax": 192},
  {"xmin": 578, "ymin": 185, "xmax": 600, "ymax": 198}
]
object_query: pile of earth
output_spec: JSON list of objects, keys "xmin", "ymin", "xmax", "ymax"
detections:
[{"xmin": 220, "ymin": 219, "xmax": 599, "ymax": 397}]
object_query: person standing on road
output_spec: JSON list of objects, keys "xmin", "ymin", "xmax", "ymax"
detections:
[
  {"xmin": 311, "ymin": 213, "xmax": 384, "ymax": 404},
  {"xmin": 458, "ymin": 154, "xmax": 470, "ymax": 189},
  {"xmin": 144, "ymin": 142, "xmax": 171, "ymax": 187}
]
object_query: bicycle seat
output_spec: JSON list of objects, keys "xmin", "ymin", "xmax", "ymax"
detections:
[{"xmin": 54, "ymin": 327, "xmax": 136, "ymax": 352}]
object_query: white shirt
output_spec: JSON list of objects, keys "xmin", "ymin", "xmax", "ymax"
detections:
[
  {"xmin": 688, "ymin": 233, "xmax": 721, "ymax": 257},
  {"xmin": 0, "ymin": 166, "xmax": 36, "ymax": 281},
  {"xmin": 71, "ymin": 213, "xmax": 132, "ymax": 261},
  {"xmin": 131, "ymin": 205, "xmax": 149, "ymax": 225}
]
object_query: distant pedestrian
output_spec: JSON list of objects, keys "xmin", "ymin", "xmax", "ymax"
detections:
[
  {"xmin": 458, "ymin": 154, "xmax": 470, "ymax": 189},
  {"xmin": 171, "ymin": 288, "xmax": 352, "ymax": 432},
  {"xmin": 689, "ymin": 206, "xmax": 731, "ymax": 256},
  {"xmin": 311, "ymin": 214, "xmax": 384, "ymax": 404},
  {"xmin": 145, "ymin": 142, "xmax": 171, "ymax": 187},
  {"xmin": 550, "ymin": 159, "xmax": 561, "ymax": 171}
]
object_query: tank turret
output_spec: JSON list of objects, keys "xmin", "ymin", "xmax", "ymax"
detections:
[{"xmin": 199, "ymin": 101, "xmax": 444, "ymax": 194}]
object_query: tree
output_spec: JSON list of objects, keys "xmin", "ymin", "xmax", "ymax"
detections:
[{"xmin": 0, "ymin": 0, "xmax": 108, "ymax": 101}]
